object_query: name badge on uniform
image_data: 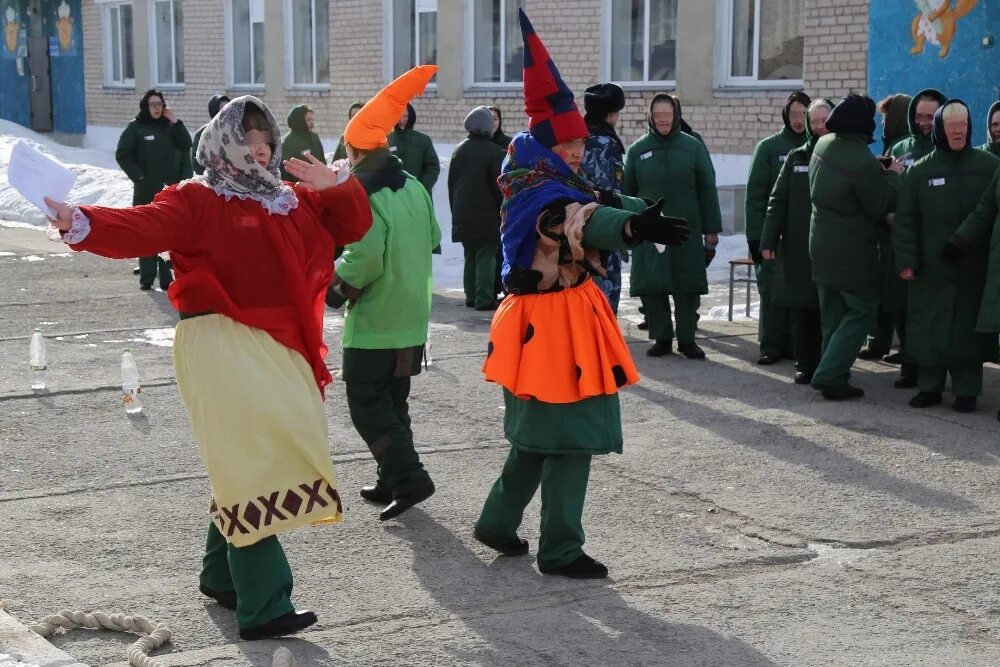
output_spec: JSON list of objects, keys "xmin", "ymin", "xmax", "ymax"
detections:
[
  {"xmin": 794, "ymin": 165, "xmax": 809, "ymax": 173},
  {"xmin": 144, "ymin": 135, "xmax": 155, "ymax": 141},
  {"xmin": 929, "ymin": 177, "xmax": 946, "ymax": 187},
  {"xmin": 778, "ymin": 154, "xmax": 787, "ymax": 163},
  {"xmin": 389, "ymin": 146, "xmax": 398, "ymax": 153},
  {"xmin": 640, "ymin": 151, "xmax": 652, "ymax": 160}
]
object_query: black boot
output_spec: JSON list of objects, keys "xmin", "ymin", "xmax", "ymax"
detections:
[
  {"xmin": 813, "ymin": 383, "xmax": 864, "ymax": 400},
  {"xmin": 646, "ymin": 340, "xmax": 672, "ymax": 357},
  {"xmin": 908, "ymin": 391, "xmax": 942, "ymax": 408},
  {"xmin": 637, "ymin": 319, "xmax": 649, "ymax": 331},
  {"xmin": 677, "ymin": 342, "xmax": 706, "ymax": 360},
  {"xmin": 857, "ymin": 346, "xmax": 886, "ymax": 360},
  {"xmin": 894, "ymin": 362, "xmax": 918, "ymax": 389},
  {"xmin": 199, "ymin": 584, "xmax": 237, "ymax": 611},
  {"xmin": 239, "ymin": 610, "xmax": 318, "ymax": 641},
  {"xmin": 883, "ymin": 351, "xmax": 904, "ymax": 364},
  {"xmin": 539, "ymin": 553, "xmax": 608, "ymax": 579},
  {"xmin": 794, "ymin": 370, "xmax": 813, "ymax": 385},
  {"xmin": 379, "ymin": 481, "xmax": 436, "ymax": 521},
  {"xmin": 473, "ymin": 527, "xmax": 529, "ymax": 557},
  {"xmin": 756, "ymin": 353, "xmax": 780, "ymax": 365},
  {"xmin": 359, "ymin": 484, "xmax": 391, "ymax": 505},
  {"xmin": 953, "ymin": 396, "xmax": 977, "ymax": 413}
]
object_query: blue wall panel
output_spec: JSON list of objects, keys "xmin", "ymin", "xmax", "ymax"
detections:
[
  {"xmin": 0, "ymin": 0, "xmax": 31, "ymax": 127},
  {"xmin": 43, "ymin": 0, "xmax": 85, "ymax": 134}
]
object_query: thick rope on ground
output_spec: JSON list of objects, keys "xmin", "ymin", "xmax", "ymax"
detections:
[{"xmin": 27, "ymin": 609, "xmax": 171, "ymax": 667}]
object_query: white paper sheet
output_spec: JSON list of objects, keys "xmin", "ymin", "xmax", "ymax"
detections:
[
  {"xmin": 654, "ymin": 243, "xmax": 666, "ymax": 253},
  {"xmin": 7, "ymin": 140, "xmax": 77, "ymax": 218}
]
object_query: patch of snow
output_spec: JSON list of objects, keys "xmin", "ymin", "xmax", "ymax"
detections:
[
  {"xmin": 0, "ymin": 251, "xmax": 14, "ymax": 256},
  {"xmin": 19, "ymin": 255, "xmax": 44, "ymax": 262},
  {"xmin": 0, "ymin": 654, "xmax": 42, "ymax": 667},
  {"xmin": 139, "ymin": 328, "xmax": 175, "ymax": 348}
]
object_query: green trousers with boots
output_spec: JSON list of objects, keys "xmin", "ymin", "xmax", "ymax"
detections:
[
  {"xmin": 812, "ymin": 286, "xmax": 879, "ymax": 387},
  {"xmin": 462, "ymin": 243, "xmax": 498, "ymax": 308},
  {"xmin": 476, "ymin": 447, "xmax": 592, "ymax": 569},
  {"xmin": 789, "ymin": 307, "xmax": 822, "ymax": 375},
  {"xmin": 756, "ymin": 262, "xmax": 791, "ymax": 357},
  {"xmin": 343, "ymin": 347, "xmax": 433, "ymax": 498},
  {"xmin": 918, "ymin": 363, "xmax": 983, "ymax": 397},
  {"xmin": 139, "ymin": 255, "xmax": 172, "ymax": 290},
  {"xmin": 200, "ymin": 522, "xmax": 294, "ymax": 630},
  {"xmin": 640, "ymin": 293, "xmax": 700, "ymax": 344}
]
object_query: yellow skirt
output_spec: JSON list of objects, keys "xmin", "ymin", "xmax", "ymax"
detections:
[
  {"xmin": 173, "ymin": 314, "xmax": 341, "ymax": 547},
  {"xmin": 482, "ymin": 279, "xmax": 639, "ymax": 404}
]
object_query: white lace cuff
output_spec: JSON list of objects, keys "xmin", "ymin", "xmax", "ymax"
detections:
[{"xmin": 47, "ymin": 207, "xmax": 91, "ymax": 245}]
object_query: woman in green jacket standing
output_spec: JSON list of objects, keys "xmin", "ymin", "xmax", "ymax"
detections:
[
  {"xmin": 279, "ymin": 105, "xmax": 327, "ymax": 182},
  {"xmin": 115, "ymin": 89, "xmax": 192, "ymax": 291},
  {"xmin": 623, "ymin": 94, "xmax": 722, "ymax": 359}
]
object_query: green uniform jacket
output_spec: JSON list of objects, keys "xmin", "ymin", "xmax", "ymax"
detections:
[
  {"xmin": 336, "ymin": 176, "xmax": 442, "ymax": 349},
  {"xmin": 504, "ymin": 200, "xmax": 644, "ymax": 456},
  {"xmin": 746, "ymin": 127, "xmax": 807, "ymax": 243},
  {"xmin": 978, "ymin": 142, "xmax": 1000, "ymax": 157},
  {"xmin": 388, "ymin": 127, "xmax": 440, "ymax": 194},
  {"xmin": 809, "ymin": 132, "xmax": 900, "ymax": 292},
  {"xmin": 893, "ymin": 147, "xmax": 1000, "ymax": 364},
  {"xmin": 332, "ymin": 135, "xmax": 348, "ymax": 161},
  {"xmin": 760, "ymin": 141, "xmax": 817, "ymax": 308},
  {"xmin": 279, "ymin": 106, "xmax": 327, "ymax": 182},
  {"xmin": 623, "ymin": 127, "xmax": 722, "ymax": 296},
  {"xmin": 888, "ymin": 89, "xmax": 946, "ymax": 166},
  {"xmin": 448, "ymin": 135, "xmax": 504, "ymax": 247},
  {"xmin": 115, "ymin": 119, "xmax": 192, "ymax": 205},
  {"xmin": 954, "ymin": 168, "xmax": 1000, "ymax": 332}
]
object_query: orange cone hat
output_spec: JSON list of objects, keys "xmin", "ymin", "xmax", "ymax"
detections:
[{"xmin": 344, "ymin": 65, "xmax": 438, "ymax": 150}]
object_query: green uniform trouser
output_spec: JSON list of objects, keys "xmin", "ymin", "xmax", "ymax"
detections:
[
  {"xmin": 813, "ymin": 286, "xmax": 879, "ymax": 387},
  {"xmin": 462, "ymin": 243, "xmax": 497, "ymax": 308},
  {"xmin": 476, "ymin": 447, "xmax": 592, "ymax": 569},
  {"xmin": 755, "ymin": 262, "xmax": 790, "ymax": 357},
  {"xmin": 789, "ymin": 307, "xmax": 822, "ymax": 374},
  {"xmin": 868, "ymin": 311, "xmax": 907, "ymax": 356},
  {"xmin": 640, "ymin": 293, "xmax": 700, "ymax": 345},
  {"xmin": 918, "ymin": 363, "xmax": 983, "ymax": 397},
  {"xmin": 343, "ymin": 347, "xmax": 432, "ymax": 497},
  {"xmin": 139, "ymin": 255, "xmax": 172, "ymax": 289},
  {"xmin": 200, "ymin": 522, "xmax": 294, "ymax": 630}
]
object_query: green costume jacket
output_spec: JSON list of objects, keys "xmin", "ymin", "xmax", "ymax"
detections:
[
  {"xmin": 894, "ymin": 146, "xmax": 999, "ymax": 365},
  {"xmin": 115, "ymin": 119, "xmax": 192, "ymax": 205},
  {"xmin": 280, "ymin": 105, "xmax": 327, "ymax": 182},
  {"xmin": 954, "ymin": 168, "xmax": 1000, "ymax": 332},
  {"xmin": 809, "ymin": 132, "xmax": 899, "ymax": 293},
  {"xmin": 746, "ymin": 127, "xmax": 807, "ymax": 244},
  {"xmin": 623, "ymin": 125, "xmax": 722, "ymax": 296},
  {"xmin": 448, "ymin": 134, "xmax": 505, "ymax": 247}
]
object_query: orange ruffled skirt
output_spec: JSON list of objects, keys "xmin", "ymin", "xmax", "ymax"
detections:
[{"xmin": 482, "ymin": 279, "xmax": 639, "ymax": 404}]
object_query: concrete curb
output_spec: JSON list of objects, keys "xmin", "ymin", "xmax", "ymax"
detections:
[{"xmin": 0, "ymin": 610, "xmax": 88, "ymax": 667}]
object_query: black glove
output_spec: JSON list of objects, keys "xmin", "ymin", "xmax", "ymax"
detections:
[
  {"xmin": 705, "ymin": 243, "xmax": 717, "ymax": 268},
  {"xmin": 748, "ymin": 240, "xmax": 764, "ymax": 265},
  {"xmin": 597, "ymin": 190, "xmax": 623, "ymax": 209},
  {"xmin": 625, "ymin": 199, "xmax": 690, "ymax": 247},
  {"xmin": 325, "ymin": 275, "xmax": 362, "ymax": 308},
  {"xmin": 505, "ymin": 266, "xmax": 544, "ymax": 295},
  {"xmin": 941, "ymin": 240, "xmax": 965, "ymax": 265}
]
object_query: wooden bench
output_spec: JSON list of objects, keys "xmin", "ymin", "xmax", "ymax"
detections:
[{"xmin": 728, "ymin": 258, "xmax": 756, "ymax": 321}]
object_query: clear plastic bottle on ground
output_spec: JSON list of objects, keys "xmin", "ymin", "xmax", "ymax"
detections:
[
  {"xmin": 29, "ymin": 328, "xmax": 46, "ymax": 390},
  {"xmin": 423, "ymin": 330, "xmax": 433, "ymax": 369},
  {"xmin": 121, "ymin": 348, "xmax": 142, "ymax": 414}
]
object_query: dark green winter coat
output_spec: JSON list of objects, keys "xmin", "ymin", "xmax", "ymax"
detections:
[
  {"xmin": 809, "ymin": 133, "xmax": 899, "ymax": 293},
  {"xmin": 977, "ymin": 101, "xmax": 1000, "ymax": 157},
  {"xmin": 888, "ymin": 89, "xmax": 947, "ymax": 166},
  {"xmin": 388, "ymin": 103, "xmax": 440, "ymax": 195},
  {"xmin": 760, "ymin": 124, "xmax": 824, "ymax": 309},
  {"xmin": 623, "ymin": 100, "xmax": 722, "ymax": 296},
  {"xmin": 115, "ymin": 118, "xmax": 193, "ymax": 205},
  {"xmin": 954, "ymin": 167, "xmax": 1000, "ymax": 332},
  {"xmin": 894, "ymin": 141, "xmax": 999, "ymax": 365},
  {"xmin": 191, "ymin": 94, "xmax": 230, "ymax": 175},
  {"xmin": 279, "ymin": 105, "xmax": 327, "ymax": 182},
  {"xmin": 746, "ymin": 127, "xmax": 807, "ymax": 243},
  {"xmin": 448, "ymin": 135, "xmax": 504, "ymax": 247}
]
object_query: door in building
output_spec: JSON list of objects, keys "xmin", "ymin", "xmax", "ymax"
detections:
[{"xmin": 27, "ymin": 36, "xmax": 52, "ymax": 132}]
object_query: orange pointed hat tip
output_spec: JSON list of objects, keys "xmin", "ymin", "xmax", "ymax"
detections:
[{"xmin": 343, "ymin": 65, "xmax": 439, "ymax": 150}]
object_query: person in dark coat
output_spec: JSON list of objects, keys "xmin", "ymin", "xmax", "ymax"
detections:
[
  {"xmin": 333, "ymin": 102, "xmax": 365, "ymax": 161},
  {"xmin": 448, "ymin": 106, "xmax": 505, "ymax": 310},
  {"xmin": 115, "ymin": 89, "xmax": 192, "ymax": 291},
  {"xmin": 895, "ymin": 100, "xmax": 1000, "ymax": 413},
  {"xmin": 580, "ymin": 82, "xmax": 627, "ymax": 314},
  {"xmin": 192, "ymin": 94, "xmax": 230, "ymax": 176},
  {"xmin": 808, "ymin": 94, "xmax": 903, "ymax": 400},
  {"xmin": 279, "ymin": 105, "xmax": 327, "ymax": 182},
  {"xmin": 388, "ymin": 103, "xmax": 440, "ymax": 195},
  {"xmin": 488, "ymin": 105, "xmax": 513, "ymax": 150},
  {"xmin": 977, "ymin": 101, "xmax": 1000, "ymax": 157},
  {"xmin": 760, "ymin": 98, "xmax": 834, "ymax": 385}
]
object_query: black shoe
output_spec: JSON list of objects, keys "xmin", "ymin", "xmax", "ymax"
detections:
[
  {"xmin": 813, "ymin": 383, "xmax": 864, "ymax": 400},
  {"xmin": 909, "ymin": 391, "xmax": 943, "ymax": 408},
  {"xmin": 637, "ymin": 319, "xmax": 649, "ymax": 331},
  {"xmin": 359, "ymin": 484, "xmax": 391, "ymax": 505},
  {"xmin": 132, "ymin": 266, "xmax": 141, "ymax": 275},
  {"xmin": 757, "ymin": 354, "xmax": 780, "ymax": 366},
  {"xmin": 465, "ymin": 300, "xmax": 474, "ymax": 308},
  {"xmin": 953, "ymin": 396, "xmax": 977, "ymax": 413},
  {"xmin": 239, "ymin": 610, "xmax": 317, "ymax": 641},
  {"xmin": 678, "ymin": 343, "xmax": 706, "ymax": 360},
  {"xmin": 883, "ymin": 352, "xmax": 904, "ymax": 364},
  {"xmin": 857, "ymin": 347, "xmax": 886, "ymax": 360},
  {"xmin": 473, "ymin": 527, "xmax": 529, "ymax": 557},
  {"xmin": 475, "ymin": 301, "xmax": 499, "ymax": 311},
  {"xmin": 794, "ymin": 371, "xmax": 813, "ymax": 385},
  {"xmin": 894, "ymin": 375, "xmax": 918, "ymax": 389},
  {"xmin": 199, "ymin": 584, "xmax": 237, "ymax": 611},
  {"xmin": 539, "ymin": 553, "xmax": 608, "ymax": 579},
  {"xmin": 140, "ymin": 284, "xmax": 153, "ymax": 291},
  {"xmin": 379, "ymin": 482, "xmax": 435, "ymax": 521},
  {"xmin": 646, "ymin": 341, "xmax": 672, "ymax": 357}
]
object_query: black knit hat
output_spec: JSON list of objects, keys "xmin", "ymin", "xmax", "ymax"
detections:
[
  {"xmin": 825, "ymin": 94, "xmax": 877, "ymax": 140},
  {"xmin": 584, "ymin": 83, "xmax": 626, "ymax": 119}
]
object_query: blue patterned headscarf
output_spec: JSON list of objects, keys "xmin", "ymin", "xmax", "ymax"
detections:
[{"xmin": 498, "ymin": 131, "xmax": 597, "ymax": 284}]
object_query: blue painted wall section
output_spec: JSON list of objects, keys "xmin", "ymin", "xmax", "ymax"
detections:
[
  {"xmin": 0, "ymin": 0, "xmax": 84, "ymax": 135},
  {"xmin": 869, "ymin": 1, "xmax": 1000, "ymax": 147}
]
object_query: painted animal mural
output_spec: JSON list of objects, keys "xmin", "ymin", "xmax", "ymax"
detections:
[{"xmin": 911, "ymin": 0, "xmax": 979, "ymax": 58}]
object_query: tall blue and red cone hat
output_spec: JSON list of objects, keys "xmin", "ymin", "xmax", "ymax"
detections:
[{"xmin": 518, "ymin": 8, "xmax": 588, "ymax": 149}]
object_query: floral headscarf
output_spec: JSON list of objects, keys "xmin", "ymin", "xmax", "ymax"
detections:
[{"xmin": 189, "ymin": 95, "xmax": 298, "ymax": 215}]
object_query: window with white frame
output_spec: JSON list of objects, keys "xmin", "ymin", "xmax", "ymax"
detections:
[
  {"xmin": 717, "ymin": 0, "xmax": 804, "ymax": 86},
  {"xmin": 228, "ymin": 0, "xmax": 265, "ymax": 86},
  {"xmin": 389, "ymin": 0, "xmax": 437, "ymax": 80},
  {"xmin": 471, "ymin": 0, "xmax": 525, "ymax": 85},
  {"xmin": 286, "ymin": 0, "xmax": 329, "ymax": 86},
  {"xmin": 103, "ymin": 1, "xmax": 135, "ymax": 86},
  {"xmin": 607, "ymin": 0, "xmax": 677, "ymax": 84},
  {"xmin": 152, "ymin": 0, "xmax": 184, "ymax": 86}
]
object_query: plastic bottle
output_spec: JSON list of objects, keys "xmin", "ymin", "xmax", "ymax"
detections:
[
  {"xmin": 121, "ymin": 349, "xmax": 142, "ymax": 414},
  {"xmin": 29, "ymin": 328, "xmax": 46, "ymax": 390},
  {"xmin": 423, "ymin": 330, "xmax": 433, "ymax": 369}
]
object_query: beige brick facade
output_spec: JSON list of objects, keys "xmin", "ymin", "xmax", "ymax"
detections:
[{"xmin": 82, "ymin": 1, "xmax": 869, "ymax": 156}]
